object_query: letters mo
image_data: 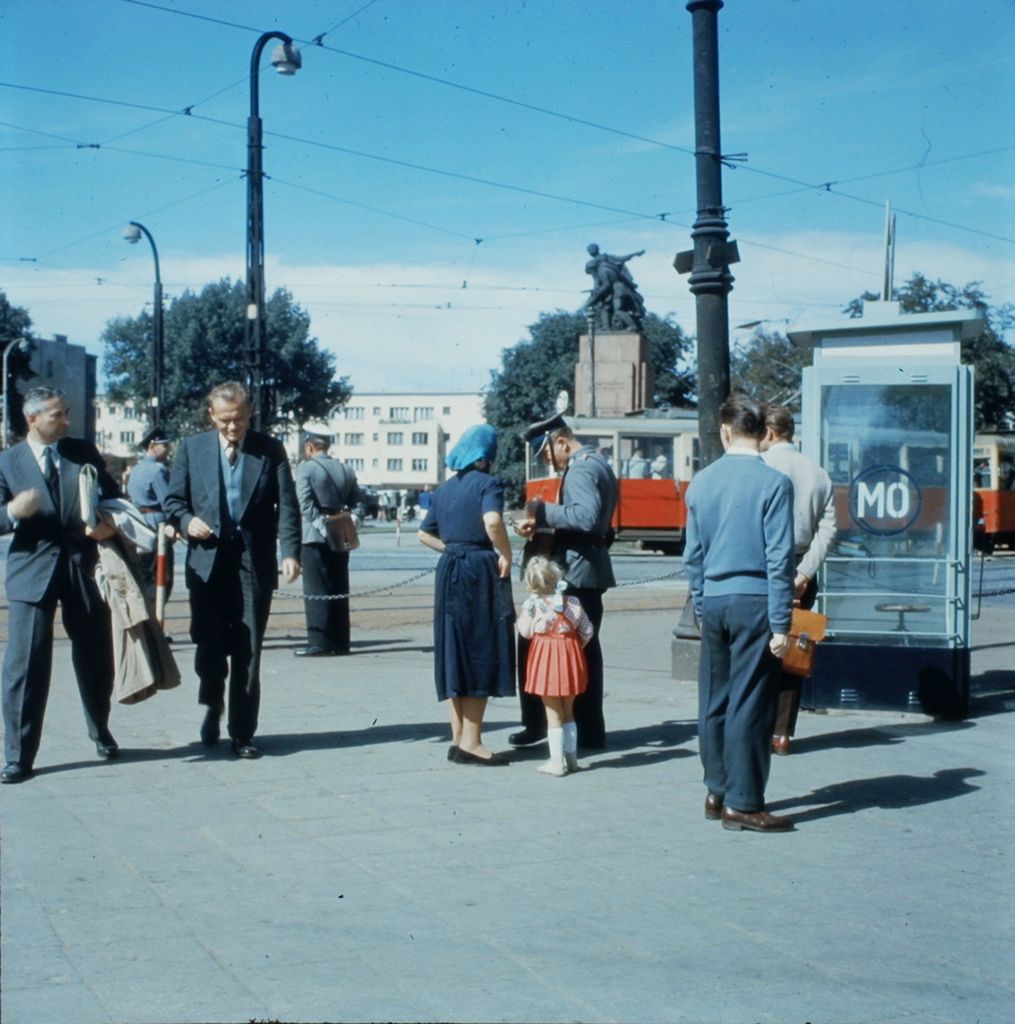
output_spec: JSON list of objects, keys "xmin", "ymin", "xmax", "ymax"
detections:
[{"xmin": 848, "ymin": 465, "xmax": 922, "ymax": 536}]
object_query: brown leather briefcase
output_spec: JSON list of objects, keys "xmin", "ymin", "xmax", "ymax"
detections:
[{"xmin": 781, "ymin": 607, "xmax": 828, "ymax": 678}]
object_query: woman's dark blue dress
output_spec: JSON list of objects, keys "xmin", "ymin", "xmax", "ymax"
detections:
[{"xmin": 420, "ymin": 469, "xmax": 516, "ymax": 701}]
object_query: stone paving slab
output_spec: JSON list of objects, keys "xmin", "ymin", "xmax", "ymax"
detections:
[{"xmin": 2, "ymin": 598, "xmax": 1013, "ymax": 1024}]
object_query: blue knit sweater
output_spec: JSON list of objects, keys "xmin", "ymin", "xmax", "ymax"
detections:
[{"xmin": 683, "ymin": 450, "xmax": 796, "ymax": 633}]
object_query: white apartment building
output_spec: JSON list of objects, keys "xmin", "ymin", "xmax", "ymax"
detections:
[
  {"xmin": 324, "ymin": 392, "xmax": 485, "ymax": 489},
  {"xmin": 94, "ymin": 396, "xmax": 145, "ymax": 458}
]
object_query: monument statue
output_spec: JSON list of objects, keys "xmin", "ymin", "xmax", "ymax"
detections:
[{"xmin": 583, "ymin": 243, "xmax": 647, "ymax": 332}]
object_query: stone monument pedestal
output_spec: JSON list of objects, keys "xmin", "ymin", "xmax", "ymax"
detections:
[{"xmin": 574, "ymin": 332, "xmax": 654, "ymax": 416}]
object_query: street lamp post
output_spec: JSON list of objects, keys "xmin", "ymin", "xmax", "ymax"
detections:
[
  {"xmin": 246, "ymin": 31, "xmax": 301, "ymax": 432},
  {"xmin": 123, "ymin": 221, "xmax": 164, "ymax": 420},
  {"xmin": 674, "ymin": 0, "xmax": 740, "ymax": 468},
  {"xmin": 2, "ymin": 337, "xmax": 31, "ymax": 448}
]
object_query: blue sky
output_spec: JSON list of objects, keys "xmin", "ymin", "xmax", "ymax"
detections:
[{"xmin": 2, "ymin": 0, "xmax": 1013, "ymax": 394}]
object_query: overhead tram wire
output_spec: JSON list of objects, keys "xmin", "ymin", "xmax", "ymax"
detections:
[
  {"xmin": 98, "ymin": 2, "xmax": 1015, "ymax": 246},
  {"xmin": 4, "ymin": 70, "xmax": 1013, "ymax": 247}
]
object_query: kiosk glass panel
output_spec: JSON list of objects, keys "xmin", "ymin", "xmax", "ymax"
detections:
[{"xmin": 820, "ymin": 384, "xmax": 954, "ymax": 647}]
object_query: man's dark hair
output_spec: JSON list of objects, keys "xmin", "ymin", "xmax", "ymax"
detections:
[
  {"xmin": 763, "ymin": 403, "xmax": 795, "ymax": 441},
  {"xmin": 719, "ymin": 393, "xmax": 766, "ymax": 440},
  {"xmin": 549, "ymin": 425, "xmax": 575, "ymax": 443}
]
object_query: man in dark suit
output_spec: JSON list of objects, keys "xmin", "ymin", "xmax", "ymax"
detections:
[
  {"xmin": 165, "ymin": 382, "xmax": 300, "ymax": 759},
  {"xmin": 294, "ymin": 432, "xmax": 361, "ymax": 658},
  {"xmin": 0, "ymin": 386, "xmax": 120, "ymax": 783}
]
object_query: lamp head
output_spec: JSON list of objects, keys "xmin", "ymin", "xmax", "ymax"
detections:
[
  {"xmin": 123, "ymin": 223, "xmax": 142, "ymax": 244},
  {"xmin": 271, "ymin": 41, "xmax": 302, "ymax": 75}
]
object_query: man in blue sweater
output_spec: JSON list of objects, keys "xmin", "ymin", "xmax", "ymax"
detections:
[{"xmin": 684, "ymin": 395, "xmax": 796, "ymax": 832}]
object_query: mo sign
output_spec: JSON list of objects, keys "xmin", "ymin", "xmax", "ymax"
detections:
[{"xmin": 848, "ymin": 465, "xmax": 923, "ymax": 536}]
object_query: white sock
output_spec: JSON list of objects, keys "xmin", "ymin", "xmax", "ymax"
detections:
[{"xmin": 539, "ymin": 727, "xmax": 566, "ymax": 776}]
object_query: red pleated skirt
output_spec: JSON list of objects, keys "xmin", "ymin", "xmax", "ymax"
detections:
[{"xmin": 524, "ymin": 631, "xmax": 588, "ymax": 698}]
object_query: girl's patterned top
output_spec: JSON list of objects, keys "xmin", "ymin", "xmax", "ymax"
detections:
[{"xmin": 516, "ymin": 594, "xmax": 594, "ymax": 646}]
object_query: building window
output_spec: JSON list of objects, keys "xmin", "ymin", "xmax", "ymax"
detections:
[
  {"xmin": 373, "ymin": 406, "xmax": 381, "ymax": 415},
  {"xmin": 442, "ymin": 406, "xmax": 451, "ymax": 415},
  {"xmin": 123, "ymin": 406, "xmax": 136, "ymax": 420},
  {"xmin": 412, "ymin": 432, "xmax": 428, "ymax": 445},
  {"xmin": 372, "ymin": 458, "xmax": 379, "ymax": 468},
  {"xmin": 387, "ymin": 432, "xmax": 403, "ymax": 445},
  {"xmin": 414, "ymin": 406, "xmax": 434, "ymax": 421},
  {"xmin": 343, "ymin": 406, "xmax": 364, "ymax": 420},
  {"xmin": 372, "ymin": 433, "xmax": 379, "ymax": 442},
  {"xmin": 119, "ymin": 431, "xmax": 135, "ymax": 444},
  {"xmin": 387, "ymin": 458, "xmax": 403, "ymax": 472},
  {"xmin": 412, "ymin": 458, "xmax": 428, "ymax": 472},
  {"xmin": 389, "ymin": 406, "xmax": 409, "ymax": 421},
  {"xmin": 347, "ymin": 458, "xmax": 365, "ymax": 471},
  {"xmin": 344, "ymin": 433, "xmax": 364, "ymax": 446}
]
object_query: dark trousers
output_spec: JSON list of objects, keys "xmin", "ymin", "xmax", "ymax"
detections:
[
  {"xmin": 518, "ymin": 586, "xmax": 606, "ymax": 749},
  {"xmin": 301, "ymin": 543, "xmax": 350, "ymax": 652},
  {"xmin": 188, "ymin": 539, "xmax": 270, "ymax": 742},
  {"xmin": 698, "ymin": 594, "xmax": 780, "ymax": 812},
  {"xmin": 2, "ymin": 552, "xmax": 114, "ymax": 766},
  {"xmin": 773, "ymin": 576, "xmax": 818, "ymax": 737}
]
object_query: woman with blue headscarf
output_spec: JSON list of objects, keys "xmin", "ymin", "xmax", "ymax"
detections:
[{"xmin": 418, "ymin": 424, "xmax": 516, "ymax": 764}]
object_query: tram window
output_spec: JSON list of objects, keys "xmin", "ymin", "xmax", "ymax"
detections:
[
  {"xmin": 1000, "ymin": 457, "xmax": 1015, "ymax": 491},
  {"xmin": 619, "ymin": 434, "xmax": 674, "ymax": 479},
  {"xmin": 575, "ymin": 434, "xmax": 616, "ymax": 470},
  {"xmin": 973, "ymin": 457, "xmax": 992, "ymax": 489}
]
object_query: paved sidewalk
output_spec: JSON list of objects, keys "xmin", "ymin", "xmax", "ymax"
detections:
[{"xmin": 1, "ymin": 593, "xmax": 1013, "ymax": 1023}]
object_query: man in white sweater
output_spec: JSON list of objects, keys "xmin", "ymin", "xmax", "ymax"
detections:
[{"xmin": 760, "ymin": 404, "xmax": 837, "ymax": 755}]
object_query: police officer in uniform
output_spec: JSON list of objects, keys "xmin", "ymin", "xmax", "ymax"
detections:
[
  {"xmin": 512, "ymin": 414, "xmax": 619, "ymax": 750},
  {"xmin": 126, "ymin": 424, "xmax": 176, "ymax": 607},
  {"xmin": 294, "ymin": 432, "xmax": 361, "ymax": 657}
]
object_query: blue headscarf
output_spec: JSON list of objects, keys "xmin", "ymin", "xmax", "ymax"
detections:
[{"xmin": 446, "ymin": 424, "xmax": 497, "ymax": 471}]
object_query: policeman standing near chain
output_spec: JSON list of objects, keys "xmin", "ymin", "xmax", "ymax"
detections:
[
  {"xmin": 126, "ymin": 424, "xmax": 176, "ymax": 609},
  {"xmin": 294, "ymin": 432, "xmax": 361, "ymax": 657},
  {"xmin": 513, "ymin": 413, "xmax": 619, "ymax": 750}
]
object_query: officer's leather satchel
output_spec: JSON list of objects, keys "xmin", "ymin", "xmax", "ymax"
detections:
[
  {"xmin": 781, "ymin": 608, "xmax": 828, "ymax": 678},
  {"xmin": 325, "ymin": 512, "xmax": 360, "ymax": 553}
]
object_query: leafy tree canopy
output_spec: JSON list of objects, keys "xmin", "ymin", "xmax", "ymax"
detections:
[
  {"xmin": 484, "ymin": 309, "xmax": 694, "ymax": 504},
  {"xmin": 102, "ymin": 278, "xmax": 351, "ymax": 438}
]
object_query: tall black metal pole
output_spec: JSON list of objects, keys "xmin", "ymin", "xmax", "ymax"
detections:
[
  {"xmin": 246, "ymin": 31, "xmax": 295, "ymax": 432},
  {"xmin": 685, "ymin": 0, "xmax": 734, "ymax": 468},
  {"xmin": 128, "ymin": 221, "xmax": 164, "ymax": 421}
]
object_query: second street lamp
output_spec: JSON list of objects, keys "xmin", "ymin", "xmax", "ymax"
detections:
[
  {"xmin": 124, "ymin": 221, "xmax": 164, "ymax": 420},
  {"xmin": 246, "ymin": 31, "xmax": 301, "ymax": 431}
]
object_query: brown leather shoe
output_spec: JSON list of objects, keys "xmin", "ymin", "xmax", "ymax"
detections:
[
  {"xmin": 722, "ymin": 806, "xmax": 794, "ymax": 833},
  {"xmin": 771, "ymin": 735, "xmax": 791, "ymax": 756},
  {"xmin": 704, "ymin": 791, "xmax": 724, "ymax": 820}
]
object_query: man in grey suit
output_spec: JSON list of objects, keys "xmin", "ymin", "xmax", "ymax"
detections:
[
  {"xmin": 294, "ymin": 432, "xmax": 361, "ymax": 658},
  {"xmin": 513, "ymin": 414, "xmax": 619, "ymax": 750},
  {"xmin": 0, "ymin": 386, "xmax": 120, "ymax": 783},
  {"xmin": 165, "ymin": 382, "xmax": 300, "ymax": 759}
]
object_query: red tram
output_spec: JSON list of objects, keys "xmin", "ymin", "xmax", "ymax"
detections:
[{"xmin": 524, "ymin": 414, "xmax": 1015, "ymax": 554}]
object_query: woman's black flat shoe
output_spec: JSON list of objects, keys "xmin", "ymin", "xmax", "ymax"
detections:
[
  {"xmin": 453, "ymin": 748, "xmax": 509, "ymax": 766},
  {"xmin": 447, "ymin": 744, "xmax": 459, "ymax": 761}
]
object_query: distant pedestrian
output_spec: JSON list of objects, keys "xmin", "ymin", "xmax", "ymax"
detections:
[
  {"xmin": 294, "ymin": 433, "xmax": 360, "ymax": 658},
  {"xmin": 516, "ymin": 556, "xmax": 594, "ymax": 777},
  {"xmin": 760, "ymin": 404, "xmax": 837, "ymax": 755},
  {"xmin": 683, "ymin": 394, "xmax": 796, "ymax": 833},
  {"xmin": 126, "ymin": 424, "xmax": 177, "ymax": 608},
  {"xmin": 418, "ymin": 424, "xmax": 515, "ymax": 765}
]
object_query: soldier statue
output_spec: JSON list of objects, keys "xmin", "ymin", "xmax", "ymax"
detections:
[{"xmin": 584, "ymin": 243, "xmax": 647, "ymax": 332}]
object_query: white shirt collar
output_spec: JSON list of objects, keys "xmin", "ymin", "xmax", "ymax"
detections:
[
  {"xmin": 724, "ymin": 446, "xmax": 761, "ymax": 457},
  {"xmin": 26, "ymin": 437, "xmax": 59, "ymax": 463}
]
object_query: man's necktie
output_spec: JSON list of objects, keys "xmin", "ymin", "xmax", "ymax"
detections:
[
  {"xmin": 43, "ymin": 445, "xmax": 61, "ymax": 512},
  {"xmin": 225, "ymin": 442, "xmax": 238, "ymax": 466}
]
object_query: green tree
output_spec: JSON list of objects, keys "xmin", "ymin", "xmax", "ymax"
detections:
[
  {"xmin": 846, "ymin": 274, "xmax": 1014, "ymax": 430},
  {"xmin": 103, "ymin": 278, "xmax": 351, "ymax": 438},
  {"xmin": 731, "ymin": 328, "xmax": 809, "ymax": 409},
  {"xmin": 484, "ymin": 310, "xmax": 694, "ymax": 503},
  {"xmin": 0, "ymin": 291, "xmax": 37, "ymax": 437}
]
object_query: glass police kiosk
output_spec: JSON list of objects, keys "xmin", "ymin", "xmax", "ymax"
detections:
[{"xmin": 791, "ymin": 302, "xmax": 981, "ymax": 718}]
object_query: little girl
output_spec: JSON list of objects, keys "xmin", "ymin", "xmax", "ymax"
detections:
[{"xmin": 516, "ymin": 556, "xmax": 594, "ymax": 776}]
